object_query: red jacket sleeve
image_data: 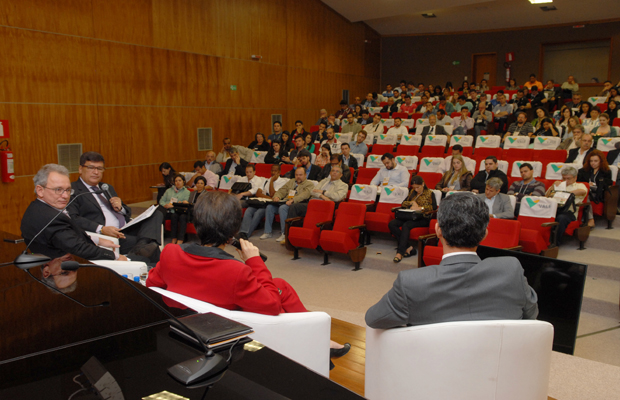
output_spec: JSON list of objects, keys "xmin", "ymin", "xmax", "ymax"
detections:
[{"xmin": 232, "ymin": 256, "xmax": 282, "ymax": 315}]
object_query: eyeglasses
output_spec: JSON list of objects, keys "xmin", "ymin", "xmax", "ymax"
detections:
[
  {"xmin": 43, "ymin": 187, "xmax": 74, "ymax": 195},
  {"xmin": 82, "ymin": 165, "xmax": 106, "ymax": 172}
]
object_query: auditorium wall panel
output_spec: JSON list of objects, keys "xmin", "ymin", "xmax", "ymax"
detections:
[
  {"xmin": 0, "ymin": 0, "xmax": 94, "ymax": 37},
  {"xmin": 92, "ymin": 0, "xmax": 154, "ymax": 46}
]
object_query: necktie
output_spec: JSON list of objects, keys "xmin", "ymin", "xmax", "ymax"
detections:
[
  {"xmin": 430, "ymin": 126, "xmax": 435, "ymax": 135},
  {"xmin": 92, "ymin": 186, "xmax": 126, "ymax": 228}
]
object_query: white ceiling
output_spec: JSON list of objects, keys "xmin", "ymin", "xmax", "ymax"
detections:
[{"xmin": 321, "ymin": 0, "xmax": 620, "ymax": 36}]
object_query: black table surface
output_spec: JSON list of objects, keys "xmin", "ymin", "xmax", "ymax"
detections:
[{"xmin": 0, "ymin": 231, "xmax": 363, "ymax": 400}]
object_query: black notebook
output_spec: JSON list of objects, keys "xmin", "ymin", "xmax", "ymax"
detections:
[{"xmin": 169, "ymin": 313, "xmax": 254, "ymax": 349}]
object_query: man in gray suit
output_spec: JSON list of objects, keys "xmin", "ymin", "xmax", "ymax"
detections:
[
  {"xmin": 365, "ymin": 193, "xmax": 538, "ymax": 329},
  {"xmin": 477, "ymin": 177, "xmax": 514, "ymax": 219}
]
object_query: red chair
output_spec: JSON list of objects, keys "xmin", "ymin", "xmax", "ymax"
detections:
[
  {"xmin": 599, "ymin": 103, "xmax": 608, "ymax": 112},
  {"xmin": 416, "ymin": 172, "xmax": 443, "ymax": 190},
  {"xmin": 564, "ymin": 184, "xmax": 590, "ymax": 250},
  {"xmin": 396, "ymin": 146, "xmax": 420, "ymax": 156},
  {"xmin": 419, "ymin": 146, "xmax": 446, "ymax": 158},
  {"xmin": 517, "ymin": 197, "xmax": 559, "ymax": 258},
  {"xmin": 373, "ymin": 144, "xmax": 395, "ymax": 154},
  {"xmin": 448, "ymin": 146, "xmax": 473, "ymax": 157},
  {"xmin": 255, "ymin": 163, "xmax": 272, "ymax": 179},
  {"xmin": 319, "ymin": 203, "xmax": 368, "ymax": 270},
  {"xmin": 380, "ymin": 112, "xmax": 390, "ymax": 119},
  {"xmin": 450, "ymin": 112, "xmax": 462, "ymax": 118},
  {"xmin": 473, "ymin": 147, "xmax": 502, "ymax": 160},
  {"xmin": 310, "ymin": 125, "xmax": 319, "ymax": 133},
  {"xmin": 417, "ymin": 219, "xmax": 441, "ymax": 267},
  {"xmin": 356, "ymin": 168, "xmax": 378, "ymax": 185},
  {"xmin": 479, "ymin": 219, "xmax": 522, "ymax": 249},
  {"xmin": 411, "ymin": 112, "xmax": 423, "ymax": 120},
  {"xmin": 365, "ymin": 188, "xmax": 409, "ymax": 236},
  {"xmin": 502, "ymin": 149, "xmax": 534, "ymax": 167},
  {"xmin": 286, "ymin": 200, "xmax": 335, "ymax": 260},
  {"xmin": 534, "ymin": 149, "xmax": 569, "ymax": 173},
  {"xmin": 392, "ymin": 112, "xmax": 409, "ymax": 119},
  {"xmin": 379, "ymin": 102, "xmax": 388, "ymax": 107},
  {"xmin": 280, "ymin": 164, "xmax": 294, "ymax": 177},
  {"xmin": 613, "ymin": 118, "xmax": 620, "ymax": 127}
]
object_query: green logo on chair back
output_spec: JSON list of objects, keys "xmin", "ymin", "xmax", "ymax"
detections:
[
  {"xmin": 254, "ymin": 152, "xmax": 260, "ymax": 157},
  {"xmin": 424, "ymin": 159, "xmax": 432, "ymax": 166},
  {"xmin": 380, "ymin": 135, "xmax": 386, "ymax": 140},
  {"xmin": 525, "ymin": 198, "xmax": 540, "ymax": 208},
  {"xmin": 480, "ymin": 137, "xmax": 487, "ymax": 143},
  {"xmin": 404, "ymin": 135, "xmax": 411, "ymax": 141},
  {"xmin": 223, "ymin": 176, "xmax": 231, "ymax": 183},
  {"xmin": 516, "ymin": 162, "xmax": 522, "ymax": 168},
  {"xmin": 538, "ymin": 137, "xmax": 546, "ymax": 144},
  {"xmin": 551, "ymin": 164, "xmax": 562, "ymax": 173},
  {"xmin": 354, "ymin": 186, "xmax": 364, "ymax": 193},
  {"xmin": 453, "ymin": 136, "xmax": 461, "ymax": 142},
  {"xmin": 370, "ymin": 156, "xmax": 379, "ymax": 162},
  {"xmin": 602, "ymin": 139, "xmax": 612, "ymax": 145},
  {"xmin": 397, "ymin": 157, "xmax": 405, "ymax": 163},
  {"xmin": 335, "ymin": 134, "xmax": 341, "ymax": 139},
  {"xmin": 384, "ymin": 187, "xmax": 394, "ymax": 196},
  {"xmin": 428, "ymin": 136, "xmax": 435, "ymax": 141},
  {"xmin": 508, "ymin": 138, "xmax": 517, "ymax": 143}
]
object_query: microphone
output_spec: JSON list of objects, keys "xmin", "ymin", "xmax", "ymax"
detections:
[
  {"xmin": 230, "ymin": 238, "xmax": 268, "ymax": 262},
  {"xmin": 100, "ymin": 183, "xmax": 113, "ymax": 201},
  {"xmin": 14, "ymin": 189, "xmax": 105, "ymax": 269},
  {"xmin": 61, "ymin": 261, "xmax": 229, "ymax": 386}
]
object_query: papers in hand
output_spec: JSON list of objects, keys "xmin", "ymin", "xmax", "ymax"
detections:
[
  {"xmin": 248, "ymin": 197, "xmax": 274, "ymax": 202},
  {"xmin": 120, "ymin": 205, "xmax": 157, "ymax": 231},
  {"xmin": 86, "ymin": 231, "xmax": 120, "ymax": 258}
]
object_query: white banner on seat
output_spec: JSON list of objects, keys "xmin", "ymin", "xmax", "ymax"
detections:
[
  {"xmin": 596, "ymin": 137, "xmax": 620, "ymax": 152},
  {"xmin": 383, "ymin": 119, "xmax": 394, "ymax": 128},
  {"xmin": 218, "ymin": 175, "xmax": 239, "ymax": 190},
  {"xmin": 350, "ymin": 184, "xmax": 378, "ymax": 202},
  {"xmin": 250, "ymin": 151, "xmax": 268, "ymax": 163},
  {"xmin": 400, "ymin": 134, "xmax": 422, "ymax": 146},
  {"xmin": 366, "ymin": 154, "xmax": 384, "ymax": 168},
  {"xmin": 443, "ymin": 125, "xmax": 454, "ymax": 135},
  {"xmin": 363, "ymin": 134, "xmax": 375, "ymax": 145},
  {"xmin": 479, "ymin": 160, "xmax": 509, "ymax": 175},
  {"xmin": 545, "ymin": 162, "xmax": 579, "ymax": 180},
  {"xmin": 369, "ymin": 107, "xmax": 382, "ymax": 115},
  {"xmin": 376, "ymin": 133, "xmax": 398, "ymax": 145},
  {"xmin": 395, "ymin": 155, "xmax": 418, "ymax": 170},
  {"xmin": 503, "ymin": 136, "xmax": 530, "ymax": 149},
  {"xmin": 449, "ymin": 135, "xmax": 473, "ymax": 148},
  {"xmin": 378, "ymin": 185, "xmax": 409, "ymax": 204},
  {"xmin": 510, "ymin": 161, "xmax": 543, "ymax": 178},
  {"xmin": 419, "ymin": 157, "xmax": 444, "ymax": 172},
  {"xmin": 351, "ymin": 153, "xmax": 364, "ymax": 167},
  {"xmin": 425, "ymin": 135, "xmax": 447, "ymax": 147},
  {"xmin": 475, "ymin": 135, "xmax": 501, "ymax": 148},
  {"xmin": 519, "ymin": 196, "xmax": 557, "ymax": 219},
  {"xmin": 533, "ymin": 136, "xmax": 561, "ymax": 150},
  {"xmin": 402, "ymin": 119, "xmax": 414, "ymax": 129},
  {"xmin": 588, "ymin": 97, "xmax": 607, "ymax": 105},
  {"xmin": 335, "ymin": 132, "xmax": 352, "ymax": 143}
]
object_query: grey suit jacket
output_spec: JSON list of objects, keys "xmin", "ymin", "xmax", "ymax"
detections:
[
  {"xmin": 365, "ymin": 254, "xmax": 538, "ymax": 329},
  {"xmin": 477, "ymin": 193, "xmax": 514, "ymax": 219}
]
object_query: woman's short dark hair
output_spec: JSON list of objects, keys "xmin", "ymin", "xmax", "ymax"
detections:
[
  {"xmin": 437, "ymin": 194, "xmax": 489, "ymax": 248},
  {"xmin": 173, "ymin": 174, "xmax": 186, "ymax": 183},
  {"xmin": 193, "ymin": 191, "xmax": 242, "ymax": 247},
  {"xmin": 195, "ymin": 176, "xmax": 207, "ymax": 185},
  {"xmin": 159, "ymin": 162, "xmax": 172, "ymax": 172}
]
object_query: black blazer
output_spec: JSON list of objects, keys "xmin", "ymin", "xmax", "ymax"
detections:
[
  {"xmin": 342, "ymin": 154, "xmax": 359, "ymax": 170},
  {"xmin": 21, "ymin": 200, "xmax": 115, "ymax": 260},
  {"xmin": 577, "ymin": 168, "xmax": 613, "ymax": 202},
  {"xmin": 68, "ymin": 179, "xmax": 131, "ymax": 233},
  {"xmin": 285, "ymin": 164, "xmax": 322, "ymax": 181},
  {"xmin": 221, "ymin": 158, "xmax": 248, "ymax": 177},
  {"xmin": 470, "ymin": 169, "xmax": 509, "ymax": 194},
  {"xmin": 381, "ymin": 104, "xmax": 399, "ymax": 114},
  {"xmin": 566, "ymin": 148, "xmax": 593, "ymax": 164},
  {"xmin": 606, "ymin": 149, "xmax": 620, "ymax": 165},
  {"xmin": 421, "ymin": 125, "xmax": 447, "ymax": 136},
  {"xmin": 248, "ymin": 141, "xmax": 270, "ymax": 152}
]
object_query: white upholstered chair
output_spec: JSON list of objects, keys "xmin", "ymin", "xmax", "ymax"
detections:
[
  {"xmin": 365, "ymin": 320, "xmax": 553, "ymax": 400},
  {"xmin": 148, "ymin": 287, "xmax": 332, "ymax": 377}
]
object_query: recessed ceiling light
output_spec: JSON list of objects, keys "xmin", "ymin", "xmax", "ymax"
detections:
[
  {"xmin": 422, "ymin": 13, "xmax": 436, "ymax": 18},
  {"xmin": 540, "ymin": 5, "xmax": 557, "ymax": 11},
  {"xmin": 529, "ymin": 0, "xmax": 552, "ymax": 4}
]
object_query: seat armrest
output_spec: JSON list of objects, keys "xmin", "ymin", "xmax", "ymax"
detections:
[
  {"xmin": 504, "ymin": 245, "xmax": 522, "ymax": 251},
  {"xmin": 366, "ymin": 203, "xmax": 377, "ymax": 213},
  {"xmin": 418, "ymin": 233, "xmax": 437, "ymax": 241},
  {"xmin": 316, "ymin": 220, "xmax": 333, "ymax": 230},
  {"xmin": 285, "ymin": 217, "xmax": 304, "ymax": 228},
  {"xmin": 349, "ymin": 224, "xmax": 366, "ymax": 230},
  {"xmin": 541, "ymin": 222, "xmax": 559, "ymax": 227}
]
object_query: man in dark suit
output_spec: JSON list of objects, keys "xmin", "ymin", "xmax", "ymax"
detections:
[
  {"xmin": 21, "ymin": 164, "xmax": 124, "ymax": 262},
  {"xmin": 470, "ymin": 156, "xmax": 509, "ymax": 194},
  {"xmin": 420, "ymin": 115, "xmax": 447, "ymax": 148},
  {"xmin": 68, "ymin": 152, "xmax": 163, "ymax": 262},
  {"xmin": 365, "ymin": 193, "xmax": 538, "ymax": 329},
  {"xmin": 606, "ymin": 142, "xmax": 620, "ymax": 166},
  {"xmin": 380, "ymin": 97, "xmax": 399, "ymax": 114},
  {"xmin": 285, "ymin": 150, "xmax": 321, "ymax": 181},
  {"xmin": 221, "ymin": 148, "xmax": 248, "ymax": 177},
  {"xmin": 340, "ymin": 142, "xmax": 359, "ymax": 170},
  {"xmin": 565, "ymin": 133, "xmax": 593, "ymax": 165}
]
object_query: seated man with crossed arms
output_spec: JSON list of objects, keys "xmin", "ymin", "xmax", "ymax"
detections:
[{"xmin": 287, "ymin": 165, "xmax": 348, "ymax": 220}]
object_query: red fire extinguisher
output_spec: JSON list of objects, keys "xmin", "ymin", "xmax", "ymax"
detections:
[{"xmin": 0, "ymin": 140, "xmax": 15, "ymax": 183}]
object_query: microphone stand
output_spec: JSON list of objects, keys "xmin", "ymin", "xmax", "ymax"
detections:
[{"xmin": 61, "ymin": 261, "xmax": 228, "ymax": 388}]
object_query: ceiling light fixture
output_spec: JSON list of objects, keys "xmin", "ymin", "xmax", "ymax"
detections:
[
  {"xmin": 421, "ymin": 13, "xmax": 436, "ymax": 18},
  {"xmin": 540, "ymin": 5, "xmax": 557, "ymax": 11},
  {"xmin": 529, "ymin": 0, "xmax": 553, "ymax": 4}
]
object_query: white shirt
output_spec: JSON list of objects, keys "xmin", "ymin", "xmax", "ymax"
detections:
[
  {"xmin": 370, "ymin": 164, "xmax": 410, "ymax": 187},
  {"xmin": 484, "ymin": 195, "xmax": 497, "ymax": 217},
  {"xmin": 364, "ymin": 122, "xmax": 385, "ymax": 134},
  {"xmin": 442, "ymin": 251, "xmax": 477, "ymax": 261},
  {"xmin": 81, "ymin": 178, "xmax": 123, "ymax": 231},
  {"xmin": 436, "ymin": 116, "xmax": 453, "ymax": 126},
  {"xmin": 263, "ymin": 177, "xmax": 288, "ymax": 196},
  {"xmin": 387, "ymin": 125, "xmax": 408, "ymax": 137},
  {"xmin": 236, "ymin": 175, "xmax": 264, "ymax": 196},
  {"xmin": 574, "ymin": 148, "xmax": 590, "ymax": 167}
]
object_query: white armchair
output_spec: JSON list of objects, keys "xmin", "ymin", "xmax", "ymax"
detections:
[
  {"xmin": 148, "ymin": 287, "xmax": 332, "ymax": 377},
  {"xmin": 365, "ymin": 320, "xmax": 553, "ymax": 400}
]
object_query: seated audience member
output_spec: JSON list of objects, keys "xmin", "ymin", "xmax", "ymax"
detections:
[
  {"xmin": 607, "ymin": 100, "xmax": 619, "ymax": 122},
  {"xmin": 472, "ymin": 102, "xmax": 493, "ymax": 139},
  {"xmin": 216, "ymin": 137, "xmax": 253, "ymax": 163},
  {"xmin": 204, "ymin": 150, "xmax": 223, "ymax": 174},
  {"xmin": 318, "ymin": 154, "xmax": 351, "ymax": 184},
  {"xmin": 342, "ymin": 113, "xmax": 362, "ymax": 136},
  {"xmin": 556, "ymin": 106, "xmax": 573, "ymax": 137},
  {"xmin": 528, "ymin": 85, "xmax": 546, "ymax": 109},
  {"xmin": 188, "ymin": 176, "xmax": 208, "ymax": 206},
  {"xmin": 316, "ymin": 109, "xmax": 328, "ymax": 126},
  {"xmin": 533, "ymin": 118, "xmax": 560, "ymax": 137},
  {"xmin": 303, "ymin": 133, "xmax": 315, "ymax": 153},
  {"xmin": 351, "ymin": 96, "xmax": 363, "ymax": 110},
  {"xmin": 230, "ymin": 164, "xmax": 263, "ymax": 208},
  {"xmin": 436, "ymin": 155, "xmax": 473, "ymax": 193},
  {"xmin": 21, "ymin": 164, "xmax": 126, "ymax": 262},
  {"xmin": 471, "ymin": 156, "xmax": 509, "ymax": 194},
  {"xmin": 68, "ymin": 152, "xmax": 163, "ymax": 262},
  {"xmin": 507, "ymin": 163, "xmax": 546, "ymax": 214},
  {"xmin": 389, "ymin": 175, "xmax": 434, "ymax": 263},
  {"xmin": 387, "ymin": 117, "xmax": 408, "ymax": 138},
  {"xmin": 524, "ymin": 74, "xmax": 543, "ymax": 91},
  {"xmin": 186, "ymin": 160, "xmax": 218, "ymax": 189},
  {"xmin": 510, "ymin": 89, "xmax": 531, "ymax": 114},
  {"xmin": 400, "ymin": 95, "xmax": 416, "ymax": 115},
  {"xmin": 370, "ymin": 153, "xmax": 410, "ymax": 188},
  {"xmin": 578, "ymin": 102, "xmax": 592, "ymax": 122},
  {"xmin": 160, "ymin": 174, "xmax": 191, "ymax": 244},
  {"xmin": 157, "ymin": 162, "xmax": 176, "ymax": 203},
  {"xmin": 505, "ymin": 78, "xmax": 519, "ymax": 91},
  {"xmin": 561, "ymin": 75, "xmax": 580, "ymax": 94},
  {"xmin": 438, "ymin": 145, "xmax": 473, "ymax": 174},
  {"xmin": 566, "ymin": 133, "xmax": 593, "ymax": 165},
  {"xmin": 349, "ymin": 130, "xmax": 369, "ymax": 156},
  {"xmin": 503, "ymin": 112, "xmax": 534, "ymax": 142},
  {"xmin": 288, "ymin": 165, "xmax": 348, "ymax": 220},
  {"xmin": 469, "ymin": 89, "xmax": 487, "ymax": 112},
  {"xmin": 492, "ymin": 94, "xmax": 512, "ymax": 133},
  {"xmin": 326, "ymin": 114, "xmax": 338, "ymax": 131},
  {"xmin": 435, "ymin": 109, "xmax": 453, "ymax": 126},
  {"xmin": 452, "ymin": 108, "xmax": 474, "ymax": 135},
  {"xmin": 477, "ymin": 178, "xmax": 514, "ymax": 219},
  {"xmin": 415, "ymin": 95, "xmax": 429, "ymax": 112},
  {"xmin": 280, "ymin": 131, "xmax": 294, "ymax": 152},
  {"xmin": 434, "ymin": 95, "xmax": 455, "ymax": 114},
  {"xmin": 221, "ymin": 148, "xmax": 248, "ymax": 177},
  {"xmin": 607, "ymin": 141, "xmax": 620, "ymax": 168},
  {"xmin": 286, "ymin": 135, "xmax": 307, "ymax": 164},
  {"xmin": 358, "ymin": 109, "xmax": 372, "ymax": 125},
  {"xmin": 335, "ymin": 100, "xmax": 351, "ymax": 120},
  {"xmin": 320, "ymin": 127, "xmax": 340, "ymax": 147},
  {"xmin": 285, "ymin": 149, "xmax": 321, "ymax": 180},
  {"xmin": 577, "ymin": 150, "xmax": 613, "ymax": 228},
  {"xmin": 420, "ymin": 115, "xmax": 447, "ymax": 142},
  {"xmin": 545, "ymin": 166, "xmax": 587, "ymax": 245},
  {"xmin": 458, "ymin": 81, "xmax": 470, "ymax": 91},
  {"xmin": 607, "ymin": 87, "xmax": 620, "ymax": 103},
  {"xmin": 381, "ymin": 97, "xmax": 399, "ymax": 114},
  {"xmin": 248, "ymin": 132, "xmax": 270, "ymax": 151},
  {"xmin": 148, "ymin": 189, "xmax": 354, "ymax": 362},
  {"xmin": 261, "ymin": 167, "xmax": 314, "ymax": 242},
  {"xmin": 583, "ymin": 107, "xmax": 601, "ymax": 134},
  {"xmin": 531, "ymin": 107, "xmax": 549, "ymax": 132},
  {"xmin": 382, "ymin": 84, "xmax": 394, "ymax": 98},
  {"xmin": 566, "ymin": 92, "xmax": 584, "ymax": 110},
  {"xmin": 543, "ymin": 79, "xmax": 561, "ymax": 110},
  {"xmin": 392, "ymin": 90, "xmax": 403, "ymax": 105},
  {"xmin": 312, "ymin": 122, "xmax": 327, "ymax": 143},
  {"xmin": 490, "ymin": 90, "xmax": 505, "ymax": 107},
  {"xmin": 352, "ymin": 104, "xmax": 364, "ymax": 118},
  {"xmin": 265, "ymin": 140, "xmax": 288, "ymax": 164},
  {"xmin": 365, "ymin": 193, "xmax": 538, "ymax": 329},
  {"xmin": 340, "ymin": 142, "xmax": 359, "ymax": 170},
  {"xmin": 267, "ymin": 121, "xmax": 283, "ymax": 143},
  {"xmin": 238, "ymin": 164, "xmax": 288, "ymax": 239},
  {"xmin": 421, "ymin": 101, "xmax": 436, "ymax": 118},
  {"xmin": 478, "ymin": 79, "xmax": 490, "ymax": 92},
  {"xmin": 315, "ymin": 144, "xmax": 332, "ymax": 168},
  {"xmin": 291, "ymin": 120, "xmax": 307, "ymax": 140},
  {"xmin": 558, "ymin": 123, "xmax": 584, "ymax": 150},
  {"xmin": 591, "ymin": 113, "xmax": 618, "ymax": 137},
  {"xmin": 599, "ymin": 80, "xmax": 614, "ymax": 97},
  {"xmin": 454, "ymin": 95, "xmax": 470, "ymax": 112},
  {"xmin": 363, "ymin": 92, "xmax": 377, "ymax": 108},
  {"xmin": 364, "ymin": 113, "xmax": 385, "ymax": 136}
]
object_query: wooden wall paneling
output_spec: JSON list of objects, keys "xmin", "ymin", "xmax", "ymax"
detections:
[
  {"xmin": 0, "ymin": 0, "xmax": 94, "ymax": 37},
  {"xmin": 285, "ymin": 1, "xmax": 326, "ymax": 71},
  {"xmin": 287, "ymin": 67, "xmax": 330, "ymax": 111},
  {"xmin": 324, "ymin": 15, "xmax": 365, "ymax": 76},
  {"xmin": 0, "ymin": 27, "xmax": 97, "ymax": 104},
  {"xmin": 364, "ymin": 26, "xmax": 381, "ymax": 81},
  {"xmin": 288, "ymin": 109, "xmax": 317, "ymax": 133},
  {"xmin": 92, "ymin": 0, "xmax": 154, "ymax": 46},
  {"xmin": 233, "ymin": 0, "xmax": 260, "ymax": 62},
  {"xmin": 256, "ymin": 0, "xmax": 288, "ymax": 66},
  {"xmin": 151, "ymin": 0, "xmax": 236, "ymax": 59},
  {"xmin": 0, "ymin": 176, "xmax": 40, "ymax": 235}
]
